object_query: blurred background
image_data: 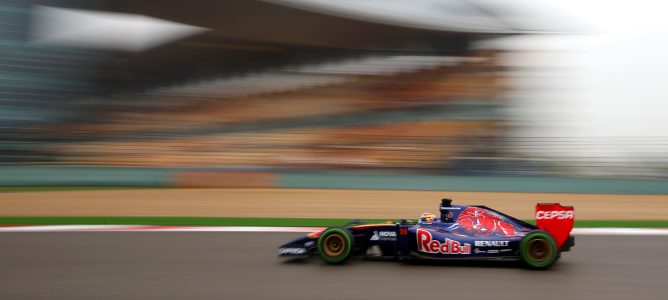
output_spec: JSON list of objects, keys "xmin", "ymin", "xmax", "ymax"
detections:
[
  {"xmin": 1, "ymin": 0, "xmax": 667, "ymax": 187},
  {"xmin": 3, "ymin": 3, "xmax": 668, "ymax": 299}
]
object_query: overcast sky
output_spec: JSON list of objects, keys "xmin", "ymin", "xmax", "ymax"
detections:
[
  {"xmin": 499, "ymin": 0, "xmax": 668, "ymax": 159},
  {"xmin": 508, "ymin": 0, "xmax": 668, "ymax": 136}
]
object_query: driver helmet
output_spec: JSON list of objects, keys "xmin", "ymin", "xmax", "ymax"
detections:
[{"xmin": 419, "ymin": 212, "xmax": 436, "ymax": 224}]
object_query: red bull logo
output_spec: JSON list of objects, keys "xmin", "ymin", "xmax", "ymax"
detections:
[
  {"xmin": 417, "ymin": 229, "xmax": 471, "ymax": 254},
  {"xmin": 456, "ymin": 207, "xmax": 516, "ymax": 237}
]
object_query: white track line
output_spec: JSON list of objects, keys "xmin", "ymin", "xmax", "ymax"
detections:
[
  {"xmin": 1, "ymin": 225, "xmax": 668, "ymax": 235},
  {"xmin": 0, "ymin": 225, "xmax": 323, "ymax": 233}
]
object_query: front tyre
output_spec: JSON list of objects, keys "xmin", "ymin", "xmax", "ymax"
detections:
[
  {"xmin": 520, "ymin": 231, "xmax": 558, "ymax": 269},
  {"xmin": 316, "ymin": 227, "xmax": 354, "ymax": 264}
]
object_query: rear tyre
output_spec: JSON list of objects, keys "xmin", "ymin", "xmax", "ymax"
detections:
[
  {"xmin": 520, "ymin": 231, "xmax": 558, "ymax": 269},
  {"xmin": 316, "ymin": 227, "xmax": 354, "ymax": 264}
]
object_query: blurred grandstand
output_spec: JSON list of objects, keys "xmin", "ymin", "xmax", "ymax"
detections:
[{"xmin": 1, "ymin": 0, "xmax": 666, "ymax": 178}]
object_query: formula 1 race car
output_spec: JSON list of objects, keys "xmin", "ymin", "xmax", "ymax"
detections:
[{"xmin": 278, "ymin": 199, "xmax": 574, "ymax": 269}]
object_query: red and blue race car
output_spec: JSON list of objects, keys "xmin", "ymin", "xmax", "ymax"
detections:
[{"xmin": 279, "ymin": 198, "xmax": 574, "ymax": 269}]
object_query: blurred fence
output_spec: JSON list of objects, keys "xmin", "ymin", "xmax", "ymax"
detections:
[
  {"xmin": 504, "ymin": 136, "xmax": 668, "ymax": 178},
  {"xmin": 2, "ymin": 166, "xmax": 667, "ymax": 194},
  {"xmin": 0, "ymin": 166, "xmax": 171, "ymax": 187}
]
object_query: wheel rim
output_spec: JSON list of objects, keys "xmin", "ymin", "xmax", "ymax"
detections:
[
  {"xmin": 527, "ymin": 238, "xmax": 550, "ymax": 262},
  {"xmin": 323, "ymin": 233, "xmax": 345, "ymax": 257}
]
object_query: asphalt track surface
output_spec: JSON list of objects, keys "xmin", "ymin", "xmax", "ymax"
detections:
[{"xmin": 1, "ymin": 232, "xmax": 666, "ymax": 300}]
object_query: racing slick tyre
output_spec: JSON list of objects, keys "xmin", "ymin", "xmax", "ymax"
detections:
[
  {"xmin": 316, "ymin": 227, "xmax": 354, "ymax": 264},
  {"xmin": 520, "ymin": 231, "xmax": 558, "ymax": 269}
]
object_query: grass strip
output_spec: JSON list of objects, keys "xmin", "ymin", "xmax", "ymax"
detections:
[{"xmin": 0, "ymin": 217, "xmax": 667, "ymax": 228}]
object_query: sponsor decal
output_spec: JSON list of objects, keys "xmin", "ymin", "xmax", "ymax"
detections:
[
  {"xmin": 474, "ymin": 240, "xmax": 510, "ymax": 247},
  {"xmin": 370, "ymin": 230, "xmax": 397, "ymax": 241},
  {"xmin": 475, "ymin": 248, "xmax": 512, "ymax": 254},
  {"xmin": 535, "ymin": 210, "xmax": 574, "ymax": 220},
  {"xmin": 279, "ymin": 248, "xmax": 306, "ymax": 255},
  {"xmin": 399, "ymin": 228, "xmax": 408, "ymax": 235},
  {"xmin": 304, "ymin": 241, "xmax": 315, "ymax": 247},
  {"xmin": 416, "ymin": 229, "xmax": 471, "ymax": 255}
]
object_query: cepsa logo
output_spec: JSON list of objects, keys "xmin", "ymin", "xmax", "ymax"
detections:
[
  {"xmin": 416, "ymin": 229, "xmax": 471, "ymax": 255},
  {"xmin": 535, "ymin": 210, "xmax": 574, "ymax": 220}
]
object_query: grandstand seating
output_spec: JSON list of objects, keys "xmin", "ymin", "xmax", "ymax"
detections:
[{"xmin": 43, "ymin": 50, "xmax": 507, "ymax": 171}]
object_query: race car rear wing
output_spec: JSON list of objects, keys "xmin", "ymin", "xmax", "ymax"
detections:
[{"xmin": 535, "ymin": 203, "xmax": 574, "ymax": 249}]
